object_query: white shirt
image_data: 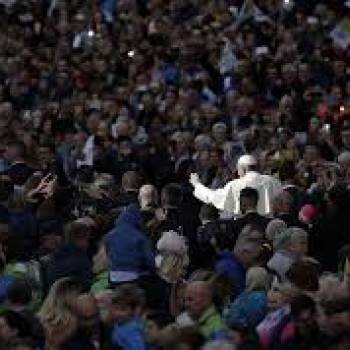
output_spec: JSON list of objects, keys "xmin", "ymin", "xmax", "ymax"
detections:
[{"xmin": 193, "ymin": 171, "xmax": 282, "ymax": 216}]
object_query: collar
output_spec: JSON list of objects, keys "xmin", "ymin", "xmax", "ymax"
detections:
[
  {"xmin": 243, "ymin": 209, "xmax": 258, "ymax": 215},
  {"xmin": 244, "ymin": 171, "xmax": 259, "ymax": 178},
  {"xmin": 198, "ymin": 305, "xmax": 217, "ymax": 325}
]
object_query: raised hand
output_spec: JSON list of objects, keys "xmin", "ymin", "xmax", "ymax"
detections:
[{"xmin": 189, "ymin": 173, "xmax": 200, "ymax": 187}]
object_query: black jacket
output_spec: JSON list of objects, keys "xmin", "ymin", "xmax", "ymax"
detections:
[
  {"xmin": 234, "ymin": 212, "xmax": 270, "ymax": 237},
  {"xmin": 43, "ymin": 243, "xmax": 92, "ymax": 292}
]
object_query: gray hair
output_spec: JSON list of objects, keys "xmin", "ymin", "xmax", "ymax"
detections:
[
  {"xmin": 246, "ymin": 267, "xmax": 271, "ymax": 292},
  {"xmin": 266, "ymin": 219, "xmax": 287, "ymax": 242},
  {"xmin": 273, "ymin": 227, "xmax": 308, "ymax": 251},
  {"xmin": 202, "ymin": 340, "xmax": 237, "ymax": 350}
]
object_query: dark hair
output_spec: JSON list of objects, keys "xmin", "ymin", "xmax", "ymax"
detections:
[
  {"xmin": 6, "ymin": 337, "xmax": 36, "ymax": 350},
  {"xmin": 66, "ymin": 221, "xmax": 90, "ymax": 242},
  {"xmin": 6, "ymin": 141, "xmax": 26, "ymax": 158},
  {"xmin": 290, "ymin": 294, "xmax": 316, "ymax": 318},
  {"xmin": 321, "ymin": 296, "xmax": 350, "ymax": 316},
  {"xmin": 39, "ymin": 219, "xmax": 63, "ymax": 237},
  {"xmin": 286, "ymin": 261, "xmax": 319, "ymax": 292},
  {"xmin": 0, "ymin": 311, "xmax": 32, "ymax": 339},
  {"xmin": 121, "ymin": 171, "xmax": 141, "ymax": 191},
  {"xmin": 163, "ymin": 326, "xmax": 204, "ymax": 350},
  {"xmin": 161, "ymin": 183, "xmax": 183, "ymax": 207},
  {"xmin": 240, "ymin": 187, "xmax": 259, "ymax": 205},
  {"xmin": 7, "ymin": 278, "xmax": 32, "ymax": 305},
  {"xmin": 112, "ymin": 284, "xmax": 145, "ymax": 309},
  {"xmin": 146, "ymin": 311, "xmax": 174, "ymax": 328},
  {"xmin": 0, "ymin": 177, "xmax": 14, "ymax": 202},
  {"xmin": 199, "ymin": 204, "xmax": 219, "ymax": 222}
]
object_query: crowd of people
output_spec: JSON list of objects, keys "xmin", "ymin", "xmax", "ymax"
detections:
[{"xmin": 0, "ymin": 0, "xmax": 349, "ymax": 349}]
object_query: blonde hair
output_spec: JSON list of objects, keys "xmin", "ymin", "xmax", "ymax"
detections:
[
  {"xmin": 38, "ymin": 277, "xmax": 81, "ymax": 330},
  {"xmin": 246, "ymin": 267, "xmax": 271, "ymax": 292},
  {"xmin": 156, "ymin": 252, "xmax": 189, "ymax": 284}
]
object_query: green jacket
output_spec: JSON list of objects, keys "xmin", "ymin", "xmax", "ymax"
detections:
[{"xmin": 197, "ymin": 305, "xmax": 227, "ymax": 341}]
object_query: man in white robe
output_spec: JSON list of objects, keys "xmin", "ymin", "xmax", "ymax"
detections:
[{"xmin": 189, "ymin": 155, "xmax": 282, "ymax": 216}]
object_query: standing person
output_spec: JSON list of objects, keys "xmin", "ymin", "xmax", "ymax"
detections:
[
  {"xmin": 233, "ymin": 187, "xmax": 271, "ymax": 238},
  {"xmin": 104, "ymin": 204, "xmax": 155, "ymax": 287},
  {"xmin": 190, "ymin": 155, "xmax": 282, "ymax": 216}
]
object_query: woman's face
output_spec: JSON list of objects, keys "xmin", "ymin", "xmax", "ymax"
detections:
[
  {"xmin": 289, "ymin": 238, "xmax": 308, "ymax": 258},
  {"xmin": 267, "ymin": 285, "xmax": 289, "ymax": 311},
  {"xmin": 0, "ymin": 316, "xmax": 16, "ymax": 341}
]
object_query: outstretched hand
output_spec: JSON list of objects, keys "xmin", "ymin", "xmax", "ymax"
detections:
[
  {"xmin": 189, "ymin": 173, "xmax": 200, "ymax": 187},
  {"xmin": 27, "ymin": 173, "xmax": 57, "ymax": 201}
]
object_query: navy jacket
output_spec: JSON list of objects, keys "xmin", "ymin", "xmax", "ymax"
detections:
[
  {"xmin": 105, "ymin": 205, "xmax": 155, "ymax": 274},
  {"xmin": 216, "ymin": 250, "xmax": 246, "ymax": 296}
]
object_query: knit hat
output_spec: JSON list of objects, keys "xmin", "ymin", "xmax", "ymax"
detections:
[{"xmin": 298, "ymin": 204, "xmax": 317, "ymax": 224}]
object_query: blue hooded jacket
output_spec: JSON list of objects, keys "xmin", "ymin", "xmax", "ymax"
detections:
[
  {"xmin": 111, "ymin": 317, "xmax": 146, "ymax": 350},
  {"xmin": 105, "ymin": 205, "xmax": 155, "ymax": 274}
]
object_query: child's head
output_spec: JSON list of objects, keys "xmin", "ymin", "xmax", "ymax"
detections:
[
  {"xmin": 110, "ymin": 284, "xmax": 144, "ymax": 323},
  {"xmin": 145, "ymin": 311, "xmax": 174, "ymax": 346}
]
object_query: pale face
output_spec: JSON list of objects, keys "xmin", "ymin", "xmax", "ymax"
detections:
[
  {"xmin": 289, "ymin": 238, "xmax": 308, "ymax": 258},
  {"xmin": 184, "ymin": 284, "xmax": 210, "ymax": 319}
]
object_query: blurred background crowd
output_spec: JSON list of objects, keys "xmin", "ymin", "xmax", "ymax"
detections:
[{"xmin": 0, "ymin": 0, "xmax": 349, "ymax": 349}]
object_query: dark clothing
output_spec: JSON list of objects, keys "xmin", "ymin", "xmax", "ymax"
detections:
[
  {"xmin": 234, "ymin": 212, "xmax": 270, "ymax": 237},
  {"xmin": 43, "ymin": 243, "xmax": 92, "ymax": 292},
  {"xmin": 0, "ymin": 203, "xmax": 10, "ymax": 223},
  {"xmin": 114, "ymin": 191, "xmax": 138, "ymax": 210},
  {"xmin": 8, "ymin": 209, "xmax": 38, "ymax": 259},
  {"xmin": 310, "ymin": 209, "xmax": 350, "ymax": 272},
  {"xmin": 6, "ymin": 162, "xmax": 33, "ymax": 186},
  {"xmin": 60, "ymin": 333, "xmax": 96, "ymax": 350},
  {"xmin": 275, "ymin": 213, "xmax": 300, "ymax": 227}
]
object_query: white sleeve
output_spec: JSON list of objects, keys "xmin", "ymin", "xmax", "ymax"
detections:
[
  {"xmin": 193, "ymin": 181, "xmax": 236, "ymax": 212},
  {"xmin": 77, "ymin": 137, "xmax": 94, "ymax": 168}
]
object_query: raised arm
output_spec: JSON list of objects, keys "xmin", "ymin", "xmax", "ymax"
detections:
[{"xmin": 189, "ymin": 173, "xmax": 236, "ymax": 212}]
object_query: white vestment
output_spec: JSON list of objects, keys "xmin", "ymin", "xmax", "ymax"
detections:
[{"xmin": 193, "ymin": 171, "xmax": 282, "ymax": 216}]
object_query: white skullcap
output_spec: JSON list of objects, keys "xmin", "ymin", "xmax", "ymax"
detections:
[{"xmin": 237, "ymin": 155, "xmax": 257, "ymax": 167}]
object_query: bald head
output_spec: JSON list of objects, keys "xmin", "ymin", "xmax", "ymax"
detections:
[
  {"xmin": 184, "ymin": 281, "xmax": 213, "ymax": 319},
  {"xmin": 138, "ymin": 184, "xmax": 158, "ymax": 210}
]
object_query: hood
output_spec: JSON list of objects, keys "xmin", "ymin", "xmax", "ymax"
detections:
[{"xmin": 115, "ymin": 204, "xmax": 143, "ymax": 230}]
